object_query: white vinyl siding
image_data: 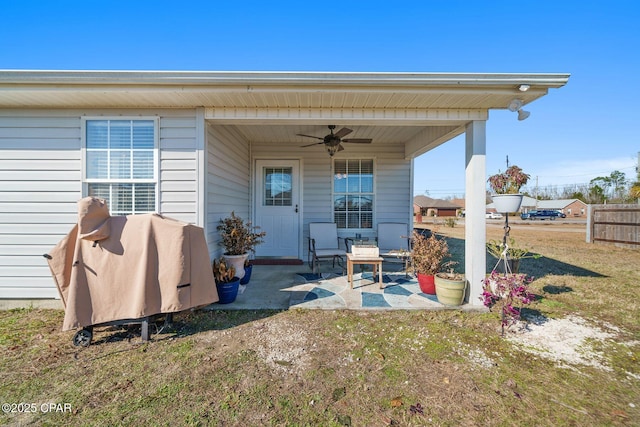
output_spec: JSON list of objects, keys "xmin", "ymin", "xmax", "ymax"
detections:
[
  {"xmin": 205, "ymin": 124, "xmax": 251, "ymax": 259},
  {"xmin": 0, "ymin": 109, "xmax": 201, "ymax": 299}
]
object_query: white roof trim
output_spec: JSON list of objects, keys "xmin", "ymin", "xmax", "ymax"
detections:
[{"xmin": 0, "ymin": 70, "xmax": 570, "ymax": 88}]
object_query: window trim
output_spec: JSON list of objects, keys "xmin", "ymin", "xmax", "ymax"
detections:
[
  {"xmin": 332, "ymin": 157, "xmax": 376, "ymax": 230},
  {"xmin": 81, "ymin": 117, "xmax": 160, "ymax": 215}
]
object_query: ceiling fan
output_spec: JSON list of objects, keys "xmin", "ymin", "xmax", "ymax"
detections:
[{"xmin": 297, "ymin": 125, "xmax": 372, "ymax": 156}]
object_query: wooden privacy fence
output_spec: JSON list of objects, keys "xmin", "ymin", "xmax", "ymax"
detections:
[{"xmin": 587, "ymin": 204, "xmax": 640, "ymax": 249}]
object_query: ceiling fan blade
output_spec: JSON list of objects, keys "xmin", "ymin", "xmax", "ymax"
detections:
[
  {"xmin": 296, "ymin": 133, "xmax": 324, "ymax": 140},
  {"xmin": 333, "ymin": 127, "xmax": 353, "ymax": 138},
  {"xmin": 337, "ymin": 144, "xmax": 345, "ymax": 152},
  {"xmin": 300, "ymin": 141, "xmax": 324, "ymax": 147},
  {"xmin": 341, "ymin": 138, "xmax": 372, "ymax": 144}
]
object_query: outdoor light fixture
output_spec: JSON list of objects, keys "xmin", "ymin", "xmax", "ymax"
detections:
[
  {"xmin": 518, "ymin": 84, "xmax": 530, "ymax": 92},
  {"xmin": 508, "ymin": 99, "xmax": 530, "ymax": 121},
  {"xmin": 508, "ymin": 99, "xmax": 523, "ymax": 112}
]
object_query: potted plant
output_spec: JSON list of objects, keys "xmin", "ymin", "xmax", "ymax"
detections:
[
  {"xmin": 481, "ymin": 270, "xmax": 535, "ymax": 336},
  {"xmin": 486, "ymin": 237, "xmax": 541, "ymax": 274},
  {"xmin": 487, "ymin": 165, "xmax": 530, "ymax": 213},
  {"xmin": 217, "ymin": 212, "xmax": 266, "ymax": 280},
  {"xmin": 410, "ymin": 230, "xmax": 451, "ymax": 294},
  {"xmin": 240, "ymin": 258, "xmax": 253, "ymax": 285},
  {"xmin": 434, "ymin": 267, "xmax": 466, "ymax": 306},
  {"xmin": 212, "ymin": 257, "xmax": 240, "ymax": 304}
]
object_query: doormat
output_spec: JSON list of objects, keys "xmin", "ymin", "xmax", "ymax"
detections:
[{"xmin": 252, "ymin": 258, "xmax": 304, "ymax": 265}]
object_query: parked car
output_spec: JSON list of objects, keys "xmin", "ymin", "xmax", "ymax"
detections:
[
  {"xmin": 521, "ymin": 210, "xmax": 566, "ymax": 220},
  {"xmin": 486, "ymin": 212, "xmax": 503, "ymax": 219}
]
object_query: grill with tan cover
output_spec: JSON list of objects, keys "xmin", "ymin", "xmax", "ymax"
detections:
[{"xmin": 45, "ymin": 197, "xmax": 218, "ymax": 345}]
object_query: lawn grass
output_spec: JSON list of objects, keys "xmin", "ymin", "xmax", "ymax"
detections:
[{"xmin": 1, "ymin": 222, "xmax": 639, "ymax": 426}]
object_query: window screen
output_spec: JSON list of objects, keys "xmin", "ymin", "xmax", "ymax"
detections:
[
  {"xmin": 333, "ymin": 159, "xmax": 374, "ymax": 229},
  {"xmin": 85, "ymin": 120, "xmax": 156, "ymax": 215}
]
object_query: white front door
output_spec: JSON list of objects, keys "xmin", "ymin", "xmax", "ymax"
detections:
[{"xmin": 254, "ymin": 160, "xmax": 300, "ymax": 258}]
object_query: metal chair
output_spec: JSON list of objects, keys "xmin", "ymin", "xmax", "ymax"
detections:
[
  {"xmin": 308, "ymin": 223, "xmax": 346, "ymax": 274},
  {"xmin": 376, "ymin": 223, "xmax": 411, "ymax": 273}
]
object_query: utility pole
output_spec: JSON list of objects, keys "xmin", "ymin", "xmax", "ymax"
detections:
[{"xmin": 506, "ymin": 155, "xmax": 509, "ymax": 168}]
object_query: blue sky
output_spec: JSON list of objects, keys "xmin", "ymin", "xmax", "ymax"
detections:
[{"xmin": 2, "ymin": 1, "xmax": 638, "ymax": 197}]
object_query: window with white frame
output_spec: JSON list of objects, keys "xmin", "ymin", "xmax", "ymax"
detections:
[
  {"xmin": 333, "ymin": 159, "xmax": 374, "ymax": 229},
  {"xmin": 84, "ymin": 119, "xmax": 157, "ymax": 215}
]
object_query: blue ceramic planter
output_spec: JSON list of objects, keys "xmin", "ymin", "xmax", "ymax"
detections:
[
  {"xmin": 216, "ymin": 278, "xmax": 240, "ymax": 304},
  {"xmin": 240, "ymin": 264, "xmax": 253, "ymax": 285}
]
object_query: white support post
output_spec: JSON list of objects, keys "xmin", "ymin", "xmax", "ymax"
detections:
[{"xmin": 465, "ymin": 121, "xmax": 487, "ymax": 306}]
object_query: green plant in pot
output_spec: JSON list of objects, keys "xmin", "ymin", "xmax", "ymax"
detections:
[
  {"xmin": 486, "ymin": 237, "xmax": 541, "ymax": 274},
  {"xmin": 217, "ymin": 212, "xmax": 266, "ymax": 280},
  {"xmin": 410, "ymin": 230, "xmax": 451, "ymax": 295},
  {"xmin": 212, "ymin": 257, "xmax": 240, "ymax": 304},
  {"xmin": 487, "ymin": 165, "xmax": 530, "ymax": 213},
  {"xmin": 434, "ymin": 266, "xmax": 466, "ymax": 306}
]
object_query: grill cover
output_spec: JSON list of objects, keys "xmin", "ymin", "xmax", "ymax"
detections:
[{"xmin": 46, "ymin": 197, "xmax": 218, "ymax": 330}]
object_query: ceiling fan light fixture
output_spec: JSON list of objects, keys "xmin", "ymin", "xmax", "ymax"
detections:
[
  {"xmin": 327, "ymin": 145, "xmax": 339, "ymax": 157},
  {"xmin": 298, "ymin": 125, "xmax": 372, "ymax": 157}
]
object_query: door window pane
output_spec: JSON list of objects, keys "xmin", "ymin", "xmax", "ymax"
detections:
[{"xmin": 264, "ymin": 167, "xmax": 292, "ymax": 206}]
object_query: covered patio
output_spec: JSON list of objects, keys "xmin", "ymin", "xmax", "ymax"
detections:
[{"xmin": 206, "ymin": 261, "xmax": 483, "ymax": 311}]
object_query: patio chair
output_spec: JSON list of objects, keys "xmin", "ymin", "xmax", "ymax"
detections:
[
  {"xmin": 376, "ymin": 223, "xmax": 411, "ymax": 272},
  {"xmin": 308, "ymin": 222, "xmax": 346, "ymax": 274}
]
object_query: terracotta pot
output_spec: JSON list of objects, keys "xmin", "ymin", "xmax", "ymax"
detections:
[
  {"xmin": 416, "ymin": 273, "xmax": 436, "ymax": 294},
  {"xmin": 435, "ymin": 273, "xmax": 467, "ymax": 306}
]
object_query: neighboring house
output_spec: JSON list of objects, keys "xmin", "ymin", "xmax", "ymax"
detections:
[
  {"xmin": 413, "ymin": 195, "xmax": 462, "ymax": 220},
  {"xmin": 0, "ymin": 70, "xmax": 569, "ymax": 305},
  {"xmin": 487, "ymin": 196, "xmax": 588, "ymax": 218},
  {"xmin": 450, "ymin": 198, "xmax": 466, "ymax": 213},
  {"xmin": 522, "ymin": 198, "xmax": 588, "ymax": 218}
]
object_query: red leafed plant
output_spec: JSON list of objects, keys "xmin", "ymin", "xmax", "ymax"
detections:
[
  {"xmin": 481, "ymin": 269, "xmax": 535, "ymax": 335},
  {"xmin": 487, "ymin": 165, "xmax": 530, "ymax": 194}
]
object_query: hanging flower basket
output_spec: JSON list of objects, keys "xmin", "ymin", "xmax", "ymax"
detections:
[{"xmin": 491, "ymin": 194, "xmax": 524, "ymax": 213}]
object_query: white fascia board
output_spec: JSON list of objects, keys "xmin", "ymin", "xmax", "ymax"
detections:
[{"xmin": 0, "ymin": 70, "xmax": 571, "ymax": 89}]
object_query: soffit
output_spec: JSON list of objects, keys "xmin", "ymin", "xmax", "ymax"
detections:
[{"xmin": 0, "ymin": 70, "xmax": 569, "ymax": 110}]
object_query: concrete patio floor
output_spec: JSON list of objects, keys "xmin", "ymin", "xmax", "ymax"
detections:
[{"xmin": 205, "ymin": 261, "xmax": 476, "ymax": 311}]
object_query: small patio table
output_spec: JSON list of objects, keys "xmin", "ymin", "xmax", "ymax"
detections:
[{"xmin": 346, "ymin": 253, "xmax": 384, "ymax": 289}]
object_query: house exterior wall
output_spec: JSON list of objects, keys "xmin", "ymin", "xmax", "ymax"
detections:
[
  {"xmin": 564, "ymin": 200, "xmax": 588, "ymax": 217},
  {"xmin": 250, "ymin": 141, "xmax": 413, "ymax": 257},
  {"xmin": 205, "ymin": 124, "xmax": 251, "ymax": 259},
  {"xmin": 0, "ymin": 109, "xmax": 201, "ymax": 298}
]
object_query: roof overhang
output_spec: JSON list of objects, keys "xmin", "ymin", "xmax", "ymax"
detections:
[
  {"xmin": 0, "ymin": 70, "xmax": 569, "ymax": 159},
  {"xmin": 0, "ymin": 70, "xmax": 569, "ymax": 109}
]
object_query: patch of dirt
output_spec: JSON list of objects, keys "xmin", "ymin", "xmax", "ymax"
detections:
[
  {"xmin": 251, "ymin": 316, "xmax": 312, "ymax": 375},
  {"xmin": 507, "ymin": 314, "xmax": 620, "ymax": 370},
  {"xmin": 193, "ymin": 313, "xmax": 313, "ymax": 377}
]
